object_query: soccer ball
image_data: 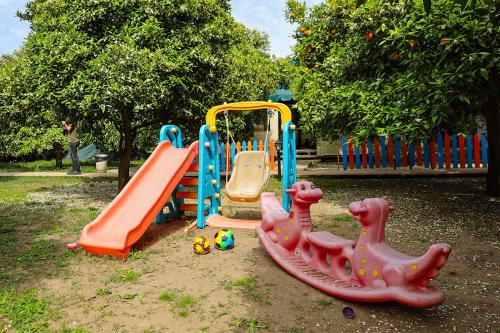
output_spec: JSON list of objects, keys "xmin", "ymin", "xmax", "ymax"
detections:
[
  {"xmin": 192, "ymin": 236, "xmax": 210, "ymax": 255},
  {"xmin": 214, "ymin": 229, "xmax": 235, "ymax": 250}
]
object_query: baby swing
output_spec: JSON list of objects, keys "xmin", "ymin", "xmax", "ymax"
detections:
[{"xmin": 223, "ymin": 110, "xmax": 272, "ymax": 202}]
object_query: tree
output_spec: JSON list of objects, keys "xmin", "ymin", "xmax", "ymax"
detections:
[
  {"xmin": 14, "ymin": 0, "xmax": 278, "ymax": 189},
  {"xmin": 0, "ymin": 51, "xmax": 66, "ymax": 161},
  {"xmin": 287, "ymin": 0, "xmax": 500, "ymax": 195}
]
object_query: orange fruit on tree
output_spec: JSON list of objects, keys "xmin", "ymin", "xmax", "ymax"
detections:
[
  {"xmin": 299, "ymin": 26, "xmax": 305, "ymax": 32},
  {"xmin": 390, "ymin": 53, "xmax": 401, "ymax": 62},
  {"xmin": 363, "ymin": 31, "xmax": 374, "ymax": 41},
  {"xmin": 304, "ymin": 29, "xmax": 312, "ymax": 36},
  {"xmin": 439, "ymin": 36, "xmax": 447, "ymax": 45},
  {"xmin": 409, "ymin": 39, "xmax": 417, "ymax": 50}
]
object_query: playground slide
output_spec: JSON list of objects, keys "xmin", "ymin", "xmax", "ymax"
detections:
[{"xmin": 79, "ymin": 140, "xmax": 199, "ymax": 258}]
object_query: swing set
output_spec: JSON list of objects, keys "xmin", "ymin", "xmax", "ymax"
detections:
[{"xmin": 182, "ymin": 101, "xmax": 297, "ymax": 230}]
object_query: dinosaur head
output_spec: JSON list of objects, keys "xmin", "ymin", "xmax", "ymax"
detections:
[
  {"xmin": 348, "ymin": 198, "xmax": 394, "ymax": 227},
  {"xmin": 286, "ymin": 181, "xmax": 323, "ymax": 205}
]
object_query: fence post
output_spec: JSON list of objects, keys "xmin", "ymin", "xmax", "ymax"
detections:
[
  {"xmin": 342, "ymin": 137, "xmax": 348, "ymax": 170},
  {"xmin": 444, "ymin": 133, "xmax": 451, "ymax": 169},
  {"xmin": 423, "ymin": 138, "xmax": 430, "ymax": 168},
  {"xmin": 451, "ymin": 134, "xmax": 458, "ymax": 168},
  {"xmin": 230, "ymin": 142, "xmax": 236, "ymax": 170},
  {"xmin": 416, "ymin": 140, "xmax": 423, "ymax": 166},
  {"xmin": 361, "ymin": 141, "xmax": 368, "ymax": 168},
  {"xmin": 354, "ymin": 144, "xmax": 361, "ymax": 169},
  {"xmin": 380, "ymin": 136, "xmax": 388, "ymax": 168},
  {"xmin": 348, "ymin": 139, "xmax": 355, "ymax": 169},
  {"xmin": 481, "ymin": 133, "xmax": 488, "ymax": 167},
  {"xmin": 367, "ymin": 138, "xmax": 374, "ymax": 169},
  {"xmin": 437, "ymin": 133, "xmax": 444, "ymax": 169},
  {"xmin": 466, "ymin": 135, "xmax": 473, "ymax": 168},
  {"xmin": 459, "ymin": 135, "xmax": 466, "ymax": 168},
  {"xmin": 374, "ymin": 137, "xmax": 381, "ymax": 168},
  {"xmin": 388, "ymin": 137, "xmax": 394, "ymax": 167},
  {"xmin": 473, "ymin": 134, "xmax": 481, "ymax": 168}
]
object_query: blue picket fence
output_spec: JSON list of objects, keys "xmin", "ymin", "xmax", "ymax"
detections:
[{"xmin": 341, "ymin": 133, "xmax": 488, "ymax": 170}]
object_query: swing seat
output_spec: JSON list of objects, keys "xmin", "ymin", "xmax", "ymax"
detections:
[{"xmin": 225, "ymin": 151, "xmax": 270, "ymax": 202}]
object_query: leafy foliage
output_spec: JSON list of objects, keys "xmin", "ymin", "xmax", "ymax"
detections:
[
  {"xmin": 287, "ymin": 0, "xmax": 499, "ymax": 141},
  {"xmin": 1, "ymin": 0, "xmax": 279, "ymax": 186}
]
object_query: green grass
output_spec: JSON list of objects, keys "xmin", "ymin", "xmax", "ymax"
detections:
[
  {"xmin": 316, "ymin": 299, "xmax": 333, "ymax": 306},
  {"xmin": 0, "ymin": 159, "xmax": 145, "ymax": 173},
  {"xmin": 108, "ymin": 269, "xmax": 141, "ymax": 284},
  {"xmin": 0, "ymin": 176, "xmax": 87, "ymax": 202},
  {"xmin": 96, "ymin": 288, "xmax": 112, "ymax": 296},
  {"xmin": 333, "ymin": 214, "xmax": 352, "ymax": 223},
  {"xmin": 0, "ymin": 288, "xmax": 50, "ymax": 332},
  {"xmin": 231, "ymin": 276, "xmax": 269, "ymax": 304},
  {"xmin": 158, "ymin": 290, "xmax": 197, "ymax": 317},
  {"xmin": 233, "ymin": 317, "xmax": 268, "ymax": 331},
  {"xmin": 232, "ymin": 277, "xmax": 255, "ymax": 287},
  {"xmin": 159, "ymin": 291, "xmax": 176, "ymax": 302},
  {"xmin": 121, "ymin": 293, "xmax": 138, "ymax": 300}
]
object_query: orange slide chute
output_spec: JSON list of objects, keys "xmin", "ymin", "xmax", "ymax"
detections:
[{"xmin": 79, "ymin": 141, "xmax": 199, "ymax": 258}]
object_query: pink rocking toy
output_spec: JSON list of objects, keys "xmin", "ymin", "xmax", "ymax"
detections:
[{"xmin": 256, "ymin": 181, "xmax": 451, "ymax": 308}]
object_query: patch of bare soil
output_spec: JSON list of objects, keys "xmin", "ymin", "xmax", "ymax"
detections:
[{"xmin": 37, "ymin": 178, "xmax": 499, "ymax": 332}]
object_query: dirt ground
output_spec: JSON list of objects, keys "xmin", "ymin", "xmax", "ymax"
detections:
[{"xmin": 26, "ymin": 177, "xmax": 500, "ymax": 332}]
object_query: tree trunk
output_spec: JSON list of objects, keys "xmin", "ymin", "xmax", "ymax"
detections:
[
  {"xmin": 118, "ymin": 111, "xmax": 134, "ymax": 191},
  {"xmin": 485, "ymin": 99, "xmax": 500, "ymax": 196}
]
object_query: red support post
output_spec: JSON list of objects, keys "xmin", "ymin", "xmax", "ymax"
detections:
[
  {"xmin": 473, "ymin": 134, "xmax": 481, "ymax": 168},
  {"xmin": 387, "ymin": 137, "xmax": 394, "ymax": 167},
  {"xmin": 458, "ymin": 135, "xmax": 465, "ymax": 168}
]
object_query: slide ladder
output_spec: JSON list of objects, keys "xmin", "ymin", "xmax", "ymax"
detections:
[{"xmin": 156, "ymin": 126, "xmax": 201, "ymax": 223}]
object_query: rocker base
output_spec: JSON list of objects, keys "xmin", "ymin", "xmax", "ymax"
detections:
[{"xmin": 256, "ymin": 226, "xmax": 445, "ymax": 308}]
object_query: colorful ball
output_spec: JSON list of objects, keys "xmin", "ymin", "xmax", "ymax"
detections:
[
  {"xmin": 193, "ymin": 236, "xmax": 210, "ymax": 255},
  {"xmin": 214, "ymin": 229, "xmax": 235, "ymax": 251}
]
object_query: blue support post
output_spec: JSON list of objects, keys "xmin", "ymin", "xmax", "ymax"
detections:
[
  {"xmin": 466, "ymin": 135, "xmax": 473, "ymax": 168},
  {"xmin": 242, "ymin": 141, "xmax": 247, "ymax": 151},
  {"xmin": 423, "ymin": 138, "xmax": 430, "ymax": 168},
  {"xmin": 437, "ymin": 133, "xmax": 444, "ymax": 169},
  {"xmin": 253, "ymin": 140, "xmax": 258, "ymax": 151},
  {"xmin": 156, "ymin": 125, "xmax": 184, "ymax": 224},
  {"xmin": 367, "ymin": 138, "xmax": 374, "ymax": 169},
  {"xmin": 354, "ymin": 144, "xmax": 361, "ymax": 169},
  {"xmin": 341, "ymin": 137, "xmax": 348, "ymax": 170},
  {"xmin": 282, "ymin": 122, "xmax": 297, "ymax": 212},
  {"xmin": 220, "ymin": 143, "xmax": 226, "ymax": 172},
  {"xmin": 408, "ymin": 143, "xmax": 415, "ymax": 168},
  {"xmin": 393, "ymin": 137, "xmax": 401, "ymax": 168},
  {"xmin": 196, "ymin": 125, "xmax": 221, "ymax": 228},
  {"xmin": 230, "ymin": 142, "xmax": 236, "ymax": 169},
  {"xmin": 380, "ymin": 136, "xmax": 388, "ymax": 167},
  {"xmin": 481, "ymin": 133, "xmax": 488, "ymax": 167},
  {"xmin": 451, "ymin": 134, "xmax": 458, "ymax": 168}
]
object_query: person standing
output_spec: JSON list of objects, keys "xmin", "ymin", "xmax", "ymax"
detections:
[{"xmin": 63, "ymin": 120, "xmax": 81, "ymax": 175}]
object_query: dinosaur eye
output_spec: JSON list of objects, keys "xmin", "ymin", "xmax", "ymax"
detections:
[
  {"xmin": 301, "ymin": 184, "xmax": 306, "ymax": 190},
  {"xmin": 311, "ymin": 184, "xmax": 315, "ymax": 189}
]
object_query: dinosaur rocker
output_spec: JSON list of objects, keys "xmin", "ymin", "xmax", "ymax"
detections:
[{"xmin": 256, "ymin": 181, "xmax": 452, "ymax": 308}]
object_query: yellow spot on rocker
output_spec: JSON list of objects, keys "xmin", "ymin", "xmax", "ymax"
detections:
[
  {"xmin": 359, "ymin": 268, "xmax": 365, "ymax": 276},
  {"xmin": 276, "ymin": 228, "xmax": 281, "ymax": 234},
  {"xmin": 411, "ymin": 264, "xmax": 417, "ymax": 270},
  {"xmin": 284, "ymin": 235, "xmax": 289, "ymax": 241},
  {"xmin": 373, "ymin": 270, "xmax": 379, "ymax": 278},
  {"xmin": 362, "ymin": 231, "xmax": 367, "ymax": 237},
  {"xmin": 359, "ymin": 244, "xmax": 365, "ymax": 251},
  {"xmin": 362, "ymin": 259, "xmax": 367, "ymax": 264}
]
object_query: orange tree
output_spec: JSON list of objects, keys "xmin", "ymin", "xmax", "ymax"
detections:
[
  {"xmin": 287, "ymin": 0, "xmax": 500, "ymax": 195},
  {"xmin": 7, "ymin": 0, "xmax": 278, "ymax": 189}
]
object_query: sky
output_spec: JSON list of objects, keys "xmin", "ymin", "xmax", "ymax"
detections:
[{"xmin": 0, "ymin": 0, "xmax": 323, "ymax": 57}]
